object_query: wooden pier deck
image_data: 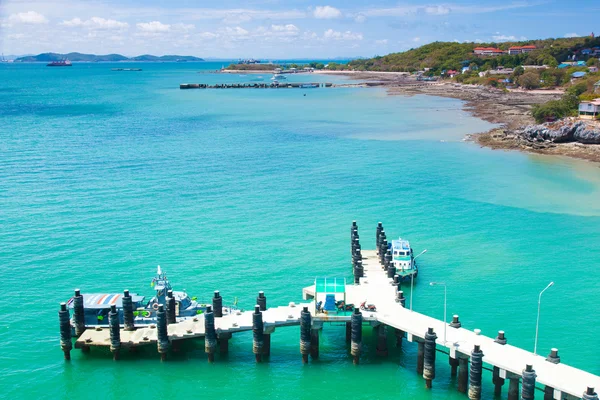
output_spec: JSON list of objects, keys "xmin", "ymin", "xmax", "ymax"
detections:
[{"xmin": 62, "ymin": 222, "xmax": 600, "ymax": 400}]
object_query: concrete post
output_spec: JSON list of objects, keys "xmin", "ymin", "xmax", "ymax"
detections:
[
  {"xmin": 263, "ymin": 334, "xmax": 271, "ymax": 358},
  {"xmin": 166, "ymin": 290, "xmax": 176, "ymax": 324},
  {"xmin": 300, "ymin": 306, "xmax": 311, "ymax": 363},
  {"xmin": 73, "ymin": 289, "xmax": 85, "ymax": 337},
  {"xmin": 493, "ymin": 366, "xmax": 505, "ymax": 396},
  {"xmin": 458, "ymin": 356, "xmax": 469, "ymax": 393},
  {"xmin": 257, "ymin": 291, "xmax": 267, "ymax": 311},
  {"xmin": 212, "ymin": 291, "xmax": 223, "ymax": 318},
  {"xmin": 449, "ymin": 356, "xmax": 459, "ymax": 377},
  {"xmin": 508, "ymin": 374, "xmax": 520, "ymax": 400},
  {"xmin": 582, "ymin": 387, "xmax": 598, "ymax": 400},
  {"xmin": 376, "ymin": 324, "xmax": 388, "ymax": 357},
  {"xmin": 468, "ymin": 344, "xmax": 483, "ymax": 400},
  {"xmin": 204, "ymin": 305, "xmax": 217, "ymax": 362},
  {"xmin": 122, "ymin": 290, "xmax": 135, "ymax": 331},
  {"xmin": 252, "ymin": 305, "xmax": 264, "ymax": 362},
  {"xmin": 218, "ymin": 332, "xmax": 232, "ymax": 354},
  {"xmin": 417, "ymin": 340, "xmax": 425, "ymax": 375},
  {"xmin": 350, "ymin": 308, "xmax": 362, "ymax": 364},
  {"xmin": 423, "ymin": 327, "xmax": 438, "ymax": 389},
  {"xmin": 345, "ymin": 322, "xmax": 352, "ymax": 343},
  {"xmin": 310, "ymin": 329, "xmax": 319, "ymax": 360},
  {"xmin": 449, "ymin": 315, "xmax": 462, "ymax": 329},
  {"xmin": 58, "ymin": 302, "xmax": 72, "ymax": 360},
  {"xmin": 521, "ymin": 364, "xmax": 536, "ymax": 400},
  {"xmin": 394, "ymin": 328, "xmax": 404, "ymax": 348},
  {"xmin": 156, "ymin": 304, "xmax": 169, "ymax": 361},
  {"xmin": 108, "ymin": 304, "xmax": 121, "ymax": 360}
]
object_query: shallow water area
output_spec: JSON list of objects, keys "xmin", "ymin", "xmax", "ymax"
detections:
[{"xmin": 1, "ymin": 62, "xmax": 599, "ymax": 399}]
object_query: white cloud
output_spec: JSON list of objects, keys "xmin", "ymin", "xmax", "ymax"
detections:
[
  {"xmin": 354, "ymin": 14, "xmax": 367, "ymax": 23},
  {"xmin": 137, "ymin": 21, "xmax": 171, "ymax": 33},
  {"xmin": 564, "ymin": 33, "xmax": 579, "ymax": 38},
  {"xmin": 61, "ymin": 17, "xmax": 129, "ymax": 30},
  {"xmin": 314, "ymin": 6, "xmax": 342, "ymax": 19},
  {"xmin": 424, "ymin": 6, "xmax": 451, "ymax": 15},
  {"xmin": 9, "ymin": 11, "xmax": 48, "ymax": 24},
  {"xmin": 375, "ymin": 39, "xmax": 388, "ymax": 45},
  {"xmin": 199, "ymin": 32, "xmax": 219, "ymax": 40},
  {"xmin": 271, "ymin": 24, "xmax": 299, "ymax": 33},
  {"xmin": 492, "ymin": 34, "xmax": 527, "ymax": 42},
  {"xmin": 7, "ymin": 33, "xmax": 26, "ymax": 39},
  {"xmin": 173, "ymin": 23, "xmax": 195, "ymax": 32},
  {"xmin": 323, "ymin": 29, "xmax": 363, "ymax": 41},
  {"xmin": 412, "ymin": 37, "xmax": 421, "ymax": 42}
]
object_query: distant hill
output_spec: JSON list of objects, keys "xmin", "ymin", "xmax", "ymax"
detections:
[
  {"xmin": 15, "ymin": 52, "xmax": 204, "ymax": 62},
  {"xmin": 344, "ymin": 36, "xmax": 600, "ymax": 73}
]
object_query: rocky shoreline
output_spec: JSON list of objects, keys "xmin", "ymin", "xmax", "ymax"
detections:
[{"xmin": 322, "ymin": 71, "xmax": 600, "ymax": 164}]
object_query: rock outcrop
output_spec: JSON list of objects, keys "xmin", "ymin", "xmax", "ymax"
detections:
[{"xmin": 517, "ymin": 120, "xmax": 600, "ymax": 145}]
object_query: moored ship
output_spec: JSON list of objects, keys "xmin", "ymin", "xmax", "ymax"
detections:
[
  {"xmin": 391, "ymin": 237, "xmax": 418, "ymax": 282},
  {"xmin": 47, "ymin": 59, "xmax": 72, "ymax": 67}
]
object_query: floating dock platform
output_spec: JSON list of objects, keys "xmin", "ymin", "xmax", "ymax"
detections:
[{"xmin": 58, "ymin": 222, "xmax": 600, "ymax": 400}]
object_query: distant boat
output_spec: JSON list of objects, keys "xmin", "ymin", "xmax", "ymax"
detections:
[
  {"xmin": 47, "ymin": 59, "xmax": 72, "ymax": 67},
  {"xmin": 111, "ymin": 68, "xmax": 142, "ymax": 71},
  {"xmin": 271, "ymin": 74, "xmax": 286, "ymax": 80}
]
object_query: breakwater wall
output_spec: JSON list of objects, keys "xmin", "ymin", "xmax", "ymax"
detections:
[{"xmin": 180, "ymin": 82, "xmax": 333, "ymax": 89}]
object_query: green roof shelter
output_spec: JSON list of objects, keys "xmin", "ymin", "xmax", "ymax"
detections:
[{"xmin": 314, "ymin": 278, "xmax": 350, "ymax": 314}]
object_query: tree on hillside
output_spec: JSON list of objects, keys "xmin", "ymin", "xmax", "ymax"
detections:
[{"xmin": 518, "ymin": 71, "xmax": 541, "ymax": 89}]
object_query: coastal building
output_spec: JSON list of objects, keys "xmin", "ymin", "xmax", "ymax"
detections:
[
  {"xmin": 578, "ymin": 99, "xmax": 600, "ymax": 119},
  {"xmin": 589, "ymin": 66, "xmax": 599, "ymax": 73},
  {"xmin": 508, "ymin": 45, "xmax": 536, "ymax": 55},
  {"xmin": 571, "ymin": 71, "xmax": 587, "ymax": 79},
  {"xmin": 473, "ymin": 47, "xmax": 505, "ymax": 56}
]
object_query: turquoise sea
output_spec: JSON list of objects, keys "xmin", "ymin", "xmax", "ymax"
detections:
[{"xmin": 1, "ymin": 62, "xmax": 599, "ymax": 399}]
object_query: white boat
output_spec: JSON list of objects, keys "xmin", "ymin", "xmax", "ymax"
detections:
[
  {"xmin": 271, "ymin": 74, "xmax": 286, "ymax": 80},
  {"xmin": 391, "ymin": 238, "xmax": 418, "ymax": 282}
]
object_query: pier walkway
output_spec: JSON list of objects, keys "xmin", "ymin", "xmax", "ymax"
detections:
[{"xmin": 61, "ymin": 222, "xmax": 599, "ymax": 400}]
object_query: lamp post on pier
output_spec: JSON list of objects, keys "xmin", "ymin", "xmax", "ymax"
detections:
[
  {"xmin": 430, "ymin": 281, "xmax": 447, "ymax": 344},
  {"xmin": 410, "ymin": 249, "xmax": 427, "ymax": 311},
  {"xmin": 534, "ymin": 281, "xmax": 554, "ymax": 355}
]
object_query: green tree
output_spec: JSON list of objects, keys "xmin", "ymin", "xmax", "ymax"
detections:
[{"xmin": 518, "ymin": 71, "xmax": 541, "ymax": 89}]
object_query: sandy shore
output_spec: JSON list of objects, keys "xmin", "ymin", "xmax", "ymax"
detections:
[{"xmin": 320, "ymin": 71, "xmax": 600, "ymax": 164}]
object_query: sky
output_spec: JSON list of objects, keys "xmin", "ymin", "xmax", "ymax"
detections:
[{"xmin": 0, "ymin": 0, "xmax": 598, "ymax": 58}]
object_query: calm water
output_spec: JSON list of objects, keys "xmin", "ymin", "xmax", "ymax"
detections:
[{"xmin": 1, "ymin": 62, "xmax": 599, "ymax": 399}]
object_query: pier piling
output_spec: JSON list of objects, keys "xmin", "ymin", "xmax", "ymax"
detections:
[
  {"xmin": 350, "ymin": 308, "xmax": 362, "ymax": 365},
  {"xmin": 300, "ymin": 306, "xmax": 311, "ymax": 363},
  {"xmin": 521, "ymin": 364, "xmax": 536, "ymax": 400},
  {"xmin": 468, "ymin": 344, "xmax": 484, "ymax": 400},
  {"xmin": 397, "ymin": 291, "xmax": 406, "ymax": 308},
  {"xmin": 387, "ymin": 264, "xmax": 395, "ymax": 279},
  {"xmin": 263, "ymin": 334, "xmax": 271, "ymax": 358},
  {"xmin": 73, "ymin": 289, "xmax": 85, "ymax": 337},
  {"xmin": 493, "ymin": 366, "xmax": 505, "ymax": 396},
  {"xmin": 543, "ymin": 386, "xmax": 554, "ymax": 400},
  {"xmin": 310, "ymin": 328, "xmax": 320, "ymax": 360},
  {"xmin": 507, "ymin": 373, "xmax": 520, "ymax": 400},
  {"xmin": 252, "ymin": 305, "xmax": 264, "ymax": 362},
  {"xmin": 546, "ymin": 348, "xmax": 560, "ymax": 364},
  {"xmin": 583, "ymin": 387, "xmax": 599, "ymax": 400},
  {"xmin": 376, "ymin": 324, "xmax": 388, "ymax": 357},
  {"xmin": 345, "ymin": 322, "xmax": 351, "ymax": 343},
  {"xmin": 109, "ymin": 304, "xmax": 121, "ymax": 360},
  {"xmin": 423, "ymin": 327, "xmax": 437, "ymax": 388},
  {"xmin": 156, "ymin": 304, "xmax": 169, "ymax": 361},
  {"xmin": 394, "ymin": 328, "xmax": 404, "ymax": 348},
  {"xmin": 58, "ymin": 302, "xmax": 72, "ymax": 360},
  {"xmin": 204, "ymin": 305, "xmax": 217, "ymax": 362},
  {"xmin": 257, "ymin": 291, "xmax": 267, "ymax": 311},
  {"xmin": 122, "ymin": 290, "xmax": 135, "ymax": 331},
  {"xmin": 218, "ymin": 332, "xmax": 232, "ymax": 354},
  {"xmin": 417, "ymin": 340, "xmax": 425, "ymax": 375},
  {"xmin": 166, "ymin": 290, "xmax": 176, "ymax": 324},
  {"xmin": 449, "ymin": 356, "xmax": 459, "ymax": 377},
  {"xmin": 213, "ymin": 291, "xmax": 223, "ymax": 318},
  {"xmin": 458, "ymin": 356, "xmax": 469, "ymax": 393}
]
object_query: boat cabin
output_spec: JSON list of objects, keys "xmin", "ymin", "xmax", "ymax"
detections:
[{"xmin": 391, "ymin": 238, "xmax": 414, "ymax": 272}]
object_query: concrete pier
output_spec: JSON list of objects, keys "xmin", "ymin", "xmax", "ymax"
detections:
[
  {"xmin": 64, "ymin": 222, "xmax": 600, "ymax": 400},
  {"xmin": 180, "ymin": 82, "xmax": 334, "ymax": 90}
]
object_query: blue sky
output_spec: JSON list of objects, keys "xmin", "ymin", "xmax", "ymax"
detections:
[{"xmin": 0, "ymin": 0, "xmax": 598, "ymax": 58}]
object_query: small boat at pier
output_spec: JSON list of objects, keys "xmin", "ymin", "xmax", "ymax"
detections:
[
  {"xmin": 67, "ymin": 266, "xmax": 223, "ymax": 329},
  {"xmin": 391, "ymin": 238, "xmax": 418, "ymax": 282}
]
